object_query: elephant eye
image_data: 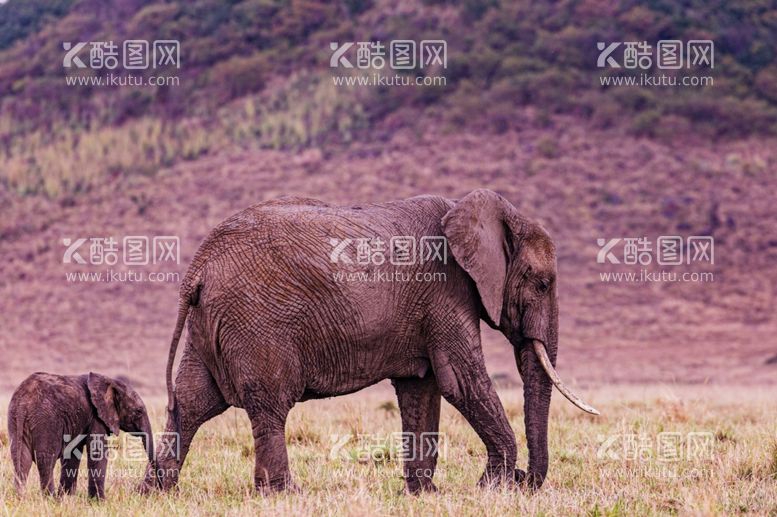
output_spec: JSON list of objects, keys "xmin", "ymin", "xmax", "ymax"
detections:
[{"xmin": 537, "ymin": 278, "xmax": 550, "ymax": 293}]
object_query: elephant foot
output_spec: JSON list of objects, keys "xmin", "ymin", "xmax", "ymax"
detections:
[
  {"xmin": 515, "ymin": 468, "xmax": 544, "ymax": 491},
  {"xmin": 148, "ymin": 467, "xmax": 179, "ymax": 493},
  {"xmin": 477, "ymin": 467, "xmax": 517, "ymax": 489},
  {"xmin": 405, "ymin": 478, "xmax": 438, "ymax": 495},
  {"xmin": 138, "ymin": 465, "xmax": 158, "ymax": 495},
  {"xmin": 87, "ymin": 490, "xmax": 106, "ymax": 501},
  {"xmin": 57, "ymin": 486, "xmax": 77, "ymax": 497},
  {"xmin": 256, "ymin": 477, "xmax": 299, "ymax": 496},
  {"xmin": 138, "ymin": 479, "xmax": 157, "ymax": 495}
]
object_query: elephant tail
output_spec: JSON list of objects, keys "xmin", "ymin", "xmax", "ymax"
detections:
[
  {"xmin": 165, "ymin": 285, "xmax": 198, "ymax": 417},
  {"xmin": 9, "ymin": 406, "xmax": 31, "ymax": 489}
]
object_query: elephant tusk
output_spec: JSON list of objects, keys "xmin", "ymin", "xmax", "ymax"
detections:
[{"xmin": 532, "ymin": 340, "xmax": 600, "ymax": 415}]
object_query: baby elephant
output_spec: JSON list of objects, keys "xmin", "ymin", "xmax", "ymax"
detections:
[{"xmin": 7, "ymin": 372, "xmax": 154, "ymax": 498}]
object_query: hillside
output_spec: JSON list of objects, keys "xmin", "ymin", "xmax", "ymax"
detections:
[
  {"xmin": 1, "ymin": 0, "xmax": 777, "ymax": 393},
  {"xmin": 1, "ymin": 108, "xmax": 776, "ymax": 393},
  {"xmin": 2, "ymin": 0, "xmax": 777, "ymax": 197}
]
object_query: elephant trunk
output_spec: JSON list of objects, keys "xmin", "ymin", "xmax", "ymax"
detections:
[
  {"xmin": 140, "ymin": 413, "xmax": 154, "ymax": 463},
  {"xmin": 516, "ymin": 302, "xmax": 599, "ymax": 488},
  {"xmin": 137, "ymin": 413, "xmax": 159, "ymax": 494},
  {"xmin": 517, "ymin": 342, "xmax": 553, "ymax": 489}
]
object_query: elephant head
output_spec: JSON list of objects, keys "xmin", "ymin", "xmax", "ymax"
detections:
[
  {"xmin": 442, "ymin": 189, "xmax": 598, "ymax": 489},
  {"xmin": 88, "ymin": 373, "xmax": 155, "ymax": 463}
]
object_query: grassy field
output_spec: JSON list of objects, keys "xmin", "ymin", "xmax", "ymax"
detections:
[{"xmin": 1, "ymin": 385, "xmax": 776, "ymax": 516}]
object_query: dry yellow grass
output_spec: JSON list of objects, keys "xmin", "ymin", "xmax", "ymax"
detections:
[
  {"xmin": 1, "ymin": 385, "xmax": 776, "ymax": 516},
  {"xmin": 2, "ymin": 117, "xmax": 219, "ymax": 197},
  {"xmin": 1, "ymin": 72, "xmax": 369, "ymax": 197}
]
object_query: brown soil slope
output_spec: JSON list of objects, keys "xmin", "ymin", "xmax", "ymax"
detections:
[{"xmin": 1, "ymin": 114, "xmax": 776, "ymax": 393}]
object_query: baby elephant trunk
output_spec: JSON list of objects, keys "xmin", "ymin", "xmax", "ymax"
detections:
[{"xmin": 139, "ymin": 413, "xmax": 154, "ymax": 463}]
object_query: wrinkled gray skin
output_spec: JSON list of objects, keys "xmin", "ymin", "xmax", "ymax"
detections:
[
  {"xmin": 8, "ymin": 372, "xmax": 154, "ymax": 499},
  {"xmin": 145, "ymin": 189, "xmax": 561, "ymax": 494}
]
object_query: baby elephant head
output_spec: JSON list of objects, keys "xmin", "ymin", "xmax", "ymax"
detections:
[{"xmin": 87, "ymin": 372, "xmax": 154, "ymax": 462}]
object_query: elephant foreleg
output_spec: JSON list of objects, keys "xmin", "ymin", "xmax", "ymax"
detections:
[
  {"xmin": 392, "ymin": 374, "xmax": 441, "ymax": 493},
  {"xmin": 430, "ymin": 339, "xmax": 517, "ymax": 487},
  {"xmin": 87, "ymin": 433, "xmax": 108, "ymax": 499},
  {"xmin": 154, "ymin": 348, "xmax": 228, "ymax": 491}
]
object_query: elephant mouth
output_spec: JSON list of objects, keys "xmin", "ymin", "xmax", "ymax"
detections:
[{"xmin": 528, "ymin": 339, "xmax": 600, "ymax": 416}]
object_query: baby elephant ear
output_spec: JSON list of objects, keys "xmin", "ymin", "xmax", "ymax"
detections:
[
  {"xmin": 87, "ymin": 373, "xmax": 120, "ymax": 435},
  {"xmin": 442, "ymin": 189, "xmax": 511, "ymax": 325}
]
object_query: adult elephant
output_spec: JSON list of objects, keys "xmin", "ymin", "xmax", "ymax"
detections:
[{"xmin": 144, "ymin": 189, "xmax": 598, "ymax": 494}]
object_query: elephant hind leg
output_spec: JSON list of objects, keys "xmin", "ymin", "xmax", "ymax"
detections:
[
  {"xmin": 392, "ymin": 374, "xmax": 442, "ymax": 494},
  {"xmin": 34, "ymin": 451, "xmax": 57, "ymax": 496},
  {"xmin": 58, "ymin": 443, "xmax": 84, "ymax": 495},
  {"xmin": 156, "ymin": 347, "xmax": 229, "ymax": 491},
  {"xmin": 249, "ymin": 414, "xmax": 294, "ymax": 494},
  {"xmin": 243, "ymin": 384, "xmax": 299, "ymax": 494}
]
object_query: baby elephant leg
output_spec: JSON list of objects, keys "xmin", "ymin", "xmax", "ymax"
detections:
[
  {"xmin": 34, "ymin": 451, "xmax": 58, "ymax": 496},
  {"xmin": 59, "ymin": 441, "xmax": 85, "ymax": 495},
  {"xmin": 87, "ymin": 434, "xmax": 109, "ymax": 499}
]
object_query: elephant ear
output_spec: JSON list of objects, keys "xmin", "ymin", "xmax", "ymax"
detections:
[
  {"xmin": 442, "ymin": 189, "xmax": 511, "ymax": 325},
  {"xmin": 87, "ymin": 373, "xmax": 120, "ymax": 435}
]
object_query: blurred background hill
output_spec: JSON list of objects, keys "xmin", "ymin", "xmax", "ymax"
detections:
[
  {"xmin": 2, "ymin": 0, "xmax": 777, "ymax": 196},
  {"xmin": 0, "ymin": 0, "xmax": 775, "ymax": 392}
]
